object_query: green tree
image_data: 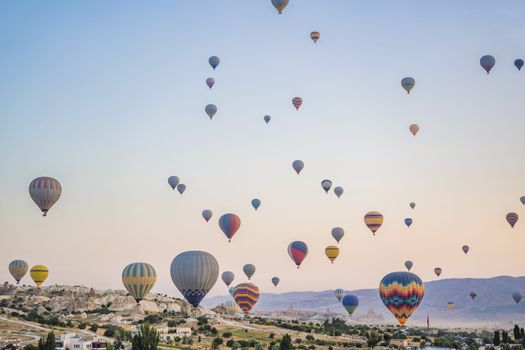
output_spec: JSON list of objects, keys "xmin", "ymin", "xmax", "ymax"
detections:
[
  {"xmin": 132, "ymin": 324, "xmax": 160, "ymax": 350},
  {"xmin": 514, "ymin": 325, "xmax": 521, "ymax": 340},
  {"xmin": 212, "ymin": 337, "xmax": 223, "ymax": 349},
  {"xmin": 367, "ymin": 331, "xmax": 380, "ymax": 349},
  {"xmin": 494, "ymin": 331, "xmax": 501, "ymax": 346},
  {"xmin": 280, "ymin": 334, "xmax": 293, "ymax": 350},
  {"xmin": 37, "ymin": 332, "xmax": 56, "ymax": 350}
]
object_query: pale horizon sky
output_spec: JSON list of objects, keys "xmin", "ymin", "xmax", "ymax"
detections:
[{"xmin": 1, "ymin": 1, "xmax": 525, "ymax": 299}]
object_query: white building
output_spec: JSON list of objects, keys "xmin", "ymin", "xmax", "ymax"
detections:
[{"xmin": 55, "ymin": 333, "xmax": 107, "ymax": 350}]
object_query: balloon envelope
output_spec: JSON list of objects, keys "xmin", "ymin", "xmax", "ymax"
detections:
[
  {"xmin": 243, "ymin": 264, "xmax": 256, "ymax": 280},
  {"xmin": 292, "ymin": 97, "xmax": 303, "ymax": 110},
  {"xmin": 364, "ymin": 211, "xmax": 384, "ymax": 235},
  {"xmin": 205, "ymin": 104, "xmax": 217, "ymax": 119},
  {"xmin": 342, "ymin": 295, "xmax": 359, "ymax": 315},
  {"xmin": 272, "ymin": 277, "xmax": 280, "ymax": 287},
  {"xmin": 288, "ymin": 241, "xmax": 308, "ymax": 268},
  {"xmin": 271, "ymin": 0, "xmax": 289, "ymax": 14},
  {"xmin": 379, "ymin": 271, "xmax": 425, "ymax": 326},
  {"xmin": 520, "ymin": 196, "xmax": 525, "ymax": 205},
  {"xmin": 462, "ymin": 245, "xmax": 470, "ymax": 254},
  {"xmin": 447, "ymin": 302, "xmax": 455, "ymax": 310},
  {"xmin": 470, "ymin": 291, "xmax": 477, "ymax": 300},
  {"xmin": 335, "ymin": 288, "xmax": 344, "ymax": 302},
  {"xmin": 251, "ymin": 199, "xmax": 261, "ymax": 210},
  {"xmin": 404, "ymin": 218, "xmax": 413, "ymax": 228},
  {"xmin": 480, "ymin": 55, "xmax": 495, "ymax": 74},
  {"xmin": 292, "ymin": 160, "xmax": 304, "ymax": 174},
  {"xmin": 515, "ymin": 59, "xmax": 524, "ymax": 71},
  {"xmin": 264, "ymin": 115, "xmax": 271, "ymax": 124},
  {"xmin": 221, "ymin": 271, "xmax": 235, "ymax": 286},
  {"xmin": 404, "ymin": 260, "xmax": 413, "ymax": 271},
  {"xmin": 206, "ymin": 77, "xmax": 215, "ymax": 89},
  {"xmin": 219, "ymin": 213, "xmax": 241, "ymax": 241},
  {"xmin": 9, "ymin": 260, "xmax": 28, "ymax": 284},
  {"xmin": 325, "ymin": 246, "xmax": 340, "ymax": 264},
  {"xmin": 29, "ymin": 177, "xmax": 62, "ymax": 216},
  {"xmin": 122, "ymin": 262, "xmax": 157, "ymax": 303},
  {"xmin": 401, "ymin": 77, "xmax": 415, "ymax": 94},
  {"xmin": 170, "ymin": 251, "xmax": 219, "ymax": 308},
  {"xmin": 177, "ymin": 184, "xmax": 186, "ymax": 194},
  {"xmin": 409, "ymin": 124, "xmax": 419, "ymax": 136},
  {"xmin": 331, "ymin": 227, "xmax": 344, "ymax": 243},
  {"xmin": 168, "ymin": 176, "xmax": 180, "ymax": 190},
  {"xmin": 513, "ymin": 292, "xmax": 522, "ymax": 304},
  {"xmin": 233, "ymin": 283, "xmax": 260, "ymax": 314},
  {"xmin": 310, "ymin": 31, "xmax": 320, "ymax": 43},
  {"xmin": 334, "ymin": 186, "xmax": 344, "ymax": 198},
  {"xmin": 434, "ymin": 267, "xmax": 442, "ymax": 277},
  {"xmin": 30, "ymin": 265, "xmax": 49, "ymax": 287},
  {"xmin": 506, "ymin": 212, "xmax": 518, "ymax": 228},
  {"xmin": 321, "ymin": 179, "xmax": 332, "ymax": 193},
  {"xmin": 410, "ymin": 202, "xmax": 416, "ymax": 209},
  {"xmin": 209, "ymin": 56, "xmax": 220, "ymax": 70},
  {"xmin": 202, "ymin": 209, "xmax": 213, "ymax": 222}
]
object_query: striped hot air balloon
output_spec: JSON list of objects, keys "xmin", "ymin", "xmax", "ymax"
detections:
[
  {"xmin": 379, "ymin": 271, "xmax": 425, "ymax": 326},
  {"xmin": 29, "ymin": 177, "xmax": 62, "ymax": 216},
  {"xmin": 233, "ymin": 283, "xmax": 260, "ymax": 315},
  {"xmin": 9, "ymin": 260, "xmax": 28, "ymax": 284},
  {"xmin": 271, "ymin": 0, "xmax": 289, "ymax": 14},
  {"xmin": 401, "ymin": 77, "xmax": 415, "ymax": 94},
  {"xmin": 292, "ymin": 97, "xmax": 303, "ymax": 110},
  {"xmin": 342, "ymin": 295, "xmax": 359, "ymax": 315},
  {"xmin": 506, "ymin": 212, "xmax": 519, "ymax": 228},
  {"xmin": 30, "ymin": 265, "xmax": 49, "ymax": 288},
  {"xmin": 325, "ymin": 246, "xmax": 340, "ymax": 264},
  {"xmin": 335, "ymin": 288, "xmax": 344, "ymax": 302},
  {"xmin": 121, "ymin": 262, "xmax": 157, "ymax": 303},
  {"xmin": 364, "ymin": 211, "xmax": 383, "ymax": 235},
  {"xmin": 288, "ymin": 241, "xmax": 308, "ymax": 268},
  {"xmin": 310, "ymin": 31, "xmax": 320, "ymax": 43},
  {"xmin": 219, "ymin": 213, "xmax": 241, "ymax": 242}
]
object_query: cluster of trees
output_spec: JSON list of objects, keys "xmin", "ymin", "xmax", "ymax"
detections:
[
  {"xmin": 493, "ymin": 325, "xmax": 525, "ymax": 347},
  {"xmin": 131, "ymin": 324, "xmax": 160, "ymax": 350},
  {"xmin": 23, "ymin": 332, "xmax": 55, "ymax": 350}
]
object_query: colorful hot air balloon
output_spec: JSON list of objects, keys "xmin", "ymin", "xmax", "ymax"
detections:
[
  {"xmin": 512, "ymin": 292, "xmax": 522, "ymax": 304},
  {"xmin": 325, "ymin": 246, "xmax": 340, "ymax": 264},
  {"xmin": 310, "ymin": 31, "xmax": 320, "ymax": 43},
  {"xmin": 170, "ymin": 251, "xmax": 219, "ymax": 308},
  {"xmin": 331, "ymin": 227, "xmax": 344, "ymax": 243},
  {"xmin": 122, "ymin": 263, "xmax": 157, "ymax": 303},
  {"xmin": 434, "ymin": 267, "xmax": 442, "ymax": 277},
  {"xmin": 379, "ymin": 271, "xmax": 425, "ymax": 326},
  {"xmin": 29, "ymin": 177, "xmax": 62, "ymax": 216},
  {"xmin": 520, "ymin": 196, "xmax": 525, "ymax": 205},
  {"xmin": 205, "ymin": 104, "xmax": 217, "ymax": 119},
  {"xmin": 404, "ymin": 218, "xmax": 413, "ymax": 228},
  {"xmin": 233, "ymin": 283, "xmax": 260, "ymax": 315},
  {"xmin": 364, "ymin": 211, "xmax": 383, "ymax": 235},
  {"xmin": 292, "ymin": 97, "xmax": 303, "ymax": 110},
  {"xmin": 447, "ymin": 302, "xmax": 455, "ymax": 310},
  {"xmin": 342, "ymin": 295, "xmax": 359, "ymax": 315},
  {"xmin": 223, "ymin": 299, "xmax": 240, "ymax": 315},
  {"xmin": 462, "ymin": 245, "xmax": 470, "ymax": 254},
  {"xmin": 206, "ymin": 77, "xmax": 215, "ymax": 89},
  {"xmin": 251, "ymin": 199, "xmax": 261, "ymax": 211},
  {"xmin": 209, "ymin": 56, "xmax": 220, "ymax": 70},
  {"xmin": 9, "ymin": 260, "xmax": 28, "ymax": 284},
  {"xmin": 480, "ymin": 55, "xmax": 495, "ymax": 74},
  {"xmin": 243, "ymin": 264, "xmax": 256, "ymax": 280},
  {"xmin": 264, "ymin": 115, "xmax": 271, "ymax": 124},
  {"xmin": 30, "ymin": 265, "xmax": 49, "ymax": 288},
  {"xmin": 321, "ymin": 179, "xmax": 332, "ymax": 193},
  {"xmin": 288, "ymin": 241, "xmax": 308, "ymax": 268},
  {"xmin": 271, "ymin": 0, "xmax": 289, "ymax": 14},
  {"xmin": 401, "ymin": 77, "xmax": 415, "ymax": 94},
  {"xmin": 202, "ymin": 209, "xmax": 213, "ymax": 223},
  {"xmin": 334, "ymin": 186, "xmax": 344, "ymax": 198},
  {"xmin": 177, "ymin": 184, "xmax": 186, "ymax": 194},
  {"xmin": 228, "ymin": 286, "xmax": 235, "ymax": 296},
  {"xmin": 409, "ymin": 124, "xmax": 419, "ymax": 136},
  {"xmin": 335, "ymin": 288, "xmax": 344, "ymax": 302},
  {"xmin": 292, "ymin": 160, "xmax": 304, "ymax": 174},
  {"xmin": 222, "ymin": 271, "xmax": 235, "ymax": 287},
  {"xmin": 469, "ymin": 291, "xmax": 477, "ymax": 300},
  {"xmin": 271, "ymin": 277, "xmax": 280, "ymax": 287},
  {"xmin": 409, "ymin": 202, "xmax": 416, "ymax": 209},
  {"xmin": 404, "ymin": 261, "xmax": 413, "ymax": 271},
  {"xmin": 506, "ymin": 212, "xmax": 519, "ymax": 228},
  {"xmin": 219, "ymin": 213, "xmax": 241, "ymax": 242},
  {"xmin": 168, "ymin": 176, "xmax": 180, "ymax": 190},
  {"xmin": 514, "ymin": 59, "xmax": 524, "ymax": 71}
]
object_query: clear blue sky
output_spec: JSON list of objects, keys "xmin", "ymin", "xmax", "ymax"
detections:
[{"xmin": 1, "ymin": 1, "xmax": 524, "ymax": 297}]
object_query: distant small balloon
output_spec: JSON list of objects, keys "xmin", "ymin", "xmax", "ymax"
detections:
[
  {"xmin": 264, "ymin": 115, "xmax": 271, "ymax": 124},
  {"xmin": 325, "ymin": 245, "xmax": 340, "ymax": 264},
  {"xmin": 404, "ymin": 260, "xmax": 413, "ymax": 271},
  {"xmin": 331, "ymin": 227, "xmax": 344, "ymax": 243},
  {"xmin": 288, "ymin": 241, "xmax": 308, "ymax": 268},
  {"xmin": 434, "ymin": 267, "xmax": 442, "ymax": 277},
  {"xmin": 409, "ymin": 124, "xmax": 419, "ymax": 136},
  {"xmin": 469, "ymin": 291, "xmax": 477, "ymax": 300},
  {"xmin": 202, "ymin": 209, "xmax": 213, "ymax": 222},
  {"xmin": 321, "ymin": 179, "xmax": 332, "ymax": 193},
  {"xmin": 209, "ymin": 56, "xmax": 220, "ymax": 70},
  {"xmin": 205, "ymin": 104, "xmax": 217, "ymax": 119},
  {"xmin": 447, "ymin": 302, "xmax": 455, "ymax": 310},
  {"xmin": 401, "ymin": 77, "xmax": 415, "ymax": 94},
  {"xmin": 310, "ymin": 31, "xmax": 320, "ymax": 43},
  {"xmin": 243, "ymin": 264, "xmax": 256, "ymax": 280},
  {"xmin": 335, "ymin": 288, "xmax": 344, "ymax": 302},
  {"xmin": 520, "ymin": 196, "xmax": 525, "ymax": 205},
  {"xmin": 206, "ymin": 78, "xmax": 215, "ymax": 89},
  {"xmin": 168, "ymin": 176, "xmax": 180, "ymax": 190},
  {"xmin": 177, "ymin": 184, "xmax": 186, "ymax": 194},
  {"xmin": 219, "ymin": 213, "xmax": 241, "ymax": 242},
  {"xmin": 513, "ymin": 292, "xmax": 522, "ymax": 304},
  {"xmin": 480, "ymin": 55, "xmax": 495, "ymax": 74},
  {"xmin": 515, "ymin": 59, "xmax": 524, "ymax": 71},
  {"xmin": 292, "ymin": 160, "xmax": 304, "ymax": 174},
  {"xmin": 506, "ymin": 212, "xmax": 519, "ymax": 228},
  {"xmin": 364, "ymin": 211, "xmax": 384, "ymax": 235},
  {"xmin": 462, "ymin": 245, "xmax": 469, "ymax": 254},
  {"xmin": 251, "ymin": 199, "xmax": 261, "ymax": 211},
  {"xmin": 271, "ymin": 0, "xmax": 289, "ymax": 14},
  {"xmin": 334, "ymin": 186, "xmax": 344, "ymax": 198},
  {"xmin": 271, "ymin": 277, "xmax": 280, "ymax": 287},
  {"xmin": 292, "ymin": 97, "xmax": 303, "ymax": 110},
  {"xmin": 29, "ymin": 177, "xmax": 62, "ymax": 217},
  {"xmin": 342, "ymin": 295, "xmax": 359, "ymax": 316},
  {"xmin": 409, "ymin": 202, "xmax": 416, "ymax": 209},
  {"xmin": 404, "ymin": 218, "xmax": 413, "ymax": 228},
  {"xmin": 222, "ymin": 271, "xmax": 235, "ymax": 287}
]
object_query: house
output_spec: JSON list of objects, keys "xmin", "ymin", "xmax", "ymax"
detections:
[{"xmin": 55, "ymin": 333, "xmax": 107, "ymax": 350}]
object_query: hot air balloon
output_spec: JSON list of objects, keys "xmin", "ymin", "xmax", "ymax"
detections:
[
  {"xmin": 177, "ymin": 184, "xmax": 186, "ymax": 194},
  {"xmin": 209, "ymin": 56, "xmax": 220, "ymax": 70},
  {"xmin": 219, "ymin": 213, "xmax": 241, "ymax": 242},
  {"xmin": 409, "ymin": 124, "xmax": 419, "ymax": 136},
  {"xmin": 292, "ymin": 160, "xmax": 304, "ymax": 174},
  {"xmin": 29, "ymin": 177, "xmax": 62, "ymax": 216},
  {"xmin": 271, "ymin": 0, "xmax": 289, "ymax": 14},
  {"xmin": 30, "ymin": 265, "xmax": 49, "ymax": 288},
  {"xmin": 272, "ymin": 277, "xmax": 280, "ymax": 287},
  {"xmin": 506, "ymin": 212, "xmax": 519, "ymax": 228},
  {"xmin": 469, "ymin": 291, "xmax": 477, "ymax": 300},
  {"xmin": 310, "ymin": 31, "xmax": 320, "ymax": 43},
  {"xmin": 205, "ymin": 104, "xmax": 217, "ymax": 119},
  {"xmin": 514, "ymin": 59, "xmax": 524, "ymax": 71},
  {"xmin": 9, "ymin": 260, "xmax": 28, "ymax": 284},
  {"xmin": 331, "ymin": 227, "xmax": 344, "ymax": 243},
  {"xmin": 447, "ymin": 302, "xmax": 455, "ymax": 310},
  {"xmin": 520, "ymin": 196, "xmax": 525, "ymax": 205},
  {"xmin": 223, "ymin": 299, "xmax": 240, "ymax": 315},
  {"xmin": 325, "ymin": 246, "xmax": 339, "ymax": 264},
  {"xmin": 321, "ymin": 179, "xmax": 332, "ymax": 193},
  {"xmin": 170, "ymin": 251, "xmax": 219, "ymax": 308},
  {"xmin": 404, "ymin": 261, "xmax": 413, "ymax": 271},
  {"xmin": 364, "ymin": 211, "xmax": 383, "ymax": 235},
  {"xmin": 202, "ymin": 209, "xmax": 213, "ymax": 223},
  {"xmin": 168, "ymin": 176, "xmax": 180, "ymax": 190},
  {"xmin": 288, "ymin": 241, "xmax": 308, "ymax": 268},
  {"xmin": 264, "ymin": 115, "xmax": 271, "ymax": 124},
  {"xmin": 229, "ymin": 286, "xmax": 235, "ymax": 296},
  {"xmin": 292, "ymin": 97, "xmax": 303, "ymax": 110},
  {"xmin": 334, "ymin": 186, "xmax": 344, "ymax": 198},
  {"xmin": 206, "ymin": 78, "xmax": 215, "ymax": 89},
  {"xmin": 251, "ymin": 199, "xmax": 261, "ymax": 211},
  {"xmin": 434, "ymin": 267, "xmax": 442, "ymax": 277},
  {"xmin": 480, "ymin": 55, "xmax": 495, "ymax": 74},
  {"xmin": 512, "ymin": 292, "xmax": 522, "ymax": 304},
  {"xmin": 233, "ymin": 283, "xmax": 260, "ymax": 315},
  {"xmin": 401, "ymin": 77, "xmax": 415, "ymax": 94},
  {"xmin": 342, "ymin": 295, "xmax": 359, "ymax": 316},
  {"xmin": 335, "ymin": 288, "xmax": 344, "ymax": 302},
  {"xmin": 221, "ymin": 271, "xmax": 235, "ymax": 287},
  {"xmin": 243, "ymin": 264, "xmax": 256, "ymax": 280},
  {"xmin": 462, "ymin": 245, "xmax": 470, "ymax": 254},
  {"xmin": 404, "ymin": 218, "xmax": 413, "ymax": 228},
  {"xmin": 379, "ymin": 271, "xmax": 425, "ymax": 326},
  {"xmin": 121, "ymin": 263, "xmax": 157, "ymax": 303},
  {"xmin": 409, "ymin": 202, "xmax": 416, "ymax": 209}
]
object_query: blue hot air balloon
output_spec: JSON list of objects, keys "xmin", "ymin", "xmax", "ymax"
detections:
[
  {"xmin": 342, "ymin": 295, "xmax": 359, "ymax": 315},
  {"xmin": 251, "ymin": 199, "xmax": 261, "ymax": 210},
  {"xmin": 514, "ymin": 59, "xmax": 524, "ymax": 71},
  {"xmin": 404, "ymin": 218, "xmax": 413, "ymax": 228}
]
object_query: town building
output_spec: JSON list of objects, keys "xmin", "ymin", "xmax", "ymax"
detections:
[{"xmin": 55, "ymin": 333, "xmax": 107, "ymax": 350}]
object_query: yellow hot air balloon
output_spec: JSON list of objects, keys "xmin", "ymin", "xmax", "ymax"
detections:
[
  {"xmin": 122, "ymin": 262, "xmax": 157, "ymax": 303},
  {"xmin": 364, "ymin": 211, "xmax": 384, "ymax": 235},
  {"xmin": 325, "ymin": 246, "xmax": 340, "ymax": 264},
  {"xmin": 30, "ymin": 265, "xmax": 49, "ymax": 287}
]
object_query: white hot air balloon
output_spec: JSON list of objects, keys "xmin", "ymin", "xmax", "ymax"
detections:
[{"xmin": 29, "ymin": 177, "xmax": 62, "ymax": 216}]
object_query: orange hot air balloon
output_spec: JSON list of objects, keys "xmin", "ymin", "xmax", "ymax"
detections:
[{"xmin": 409, "ymin": 124, "xmax": 419, "ymax": 136}]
